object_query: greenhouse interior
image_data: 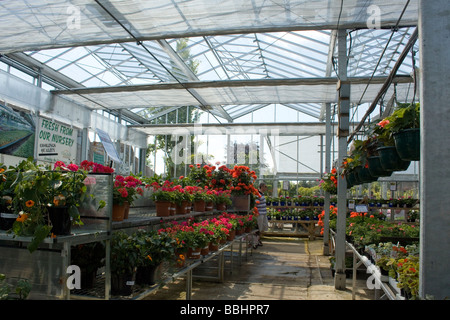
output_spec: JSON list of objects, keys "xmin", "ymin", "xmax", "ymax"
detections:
[{"xmin": 0, "ymin": 0, "xmax": 449, "ymax": 303}]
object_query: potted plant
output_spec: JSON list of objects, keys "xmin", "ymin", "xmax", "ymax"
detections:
[
  {"xmin": 0, "ymin": 273, "xmax": 31, "ymax": 300},
  {"xmin": 176, "ymin": 226, "xmax": 208, "ymax": 259},
  {"xmin": 214, "ymin": 190, "xmax": 232, "ymax": 211},
  {"xmin": 170, "ymin": 185, "xmax": 186, "ymax": 215},
  {"xmin": 229, "ymin": 165, "xmax": 259, "ymax": 211},
  {"xmin": 0, "ymin": 163, "xmax": 18, "ymax": 230},
  {"xmin": 71, "ymin": 241, "xmax": 105, "ymax": 289},
  {"xmin": 134, "ymin": 230, "xmax": 175, "ymax": 285},
  {"xmin": 110, "ymin": 231, "xmax": 138, "ymax": 295},
  {"xmin": 320, "ymin": 168, "xmax": 338, "ymax": 194},
  {"xmin": 191, "ymin": 186, "xmax": 209, "ymax": 212},
  {"xmin": 10, "ymin": 158, "xmax": 53, "ymax": 253},
  {"xmin": 186, "ymin": 163, "xmax": 211, "ymax": 188},
  {"xmin": 149, "ymin": 180, "xmax": 175, "ymax": 217},
  {"xmin": 210, "ymin": 164, "xmax": 232, "ymax": 191},
  {"xmin": 47, "ymin": 161, "xmax": 91, "ymax": 234},
  {"xmin": 386, "ymin": 103, "xmax": 420, "ymax": 161}
]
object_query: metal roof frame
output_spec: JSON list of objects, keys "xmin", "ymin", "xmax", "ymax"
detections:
[{"xmin": 0, "ymin": 0, "xmax": 419, "ymax": 127}]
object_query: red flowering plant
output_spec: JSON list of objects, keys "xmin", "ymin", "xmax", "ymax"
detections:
[
  {"xmin": 213, "ymin": 189, "xmax": 232, "ymax": 206},
  {"xmin": 148, "ymin": 180, "xmax": 175, "ymax": 203},
  {"xmin": 190, "ymin": 186, "xmax": 210, "ymax": 202},
  {"xmin": 79, "ymin": 160, "xmax": 114, "ymax": 173},
  {"xmin": 210, "ymin": 164, "xmax": 233, "ymax": 191},
  {"xmin": 113, "ymin": 175, "xmax": 144, "ymax": 206},
  {"xmin": 170, "ymin": 184, "xmax": 194, "ymax": 206},
  {"xmin": 186, "ymin": 163, "xmax": 211, "ymax": 188}
]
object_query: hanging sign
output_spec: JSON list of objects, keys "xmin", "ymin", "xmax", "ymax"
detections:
[
  {"xmin": 37, "ymin": 117, "xmax": 77, "ymax": 162},
  {"xmin": 96, "ymin": 128, "xmax": 121, "ymax": 163}
]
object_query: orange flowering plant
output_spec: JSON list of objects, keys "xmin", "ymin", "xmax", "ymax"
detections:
[
  {"xmin": 9, "ymin": 158, "xmax": 53, "ymax": 253},
  {"xmin": 229, "ymin": 165, "xmax": 258, "ymax": 196},
  {"xmin": 319, "ymin": 167, "xmax": 338, "ymax": 194},
  {"xmin": 9, "ymin": 158, "xmax": 108, "ymax": 253}
]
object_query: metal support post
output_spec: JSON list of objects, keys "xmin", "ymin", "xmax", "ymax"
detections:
[
  {"xmin": 334, "ymin": 28, "xmax": 349, "ymax": 290},
  {"xmin": 418, "ymin": 0, "xmax": 450, "ymax": 299},
  {"xmin": 323, "ymin": 103, "xmax": 332, "ymax": 255}
]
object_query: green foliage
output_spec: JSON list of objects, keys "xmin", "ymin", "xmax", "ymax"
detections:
[
  {"xmin": 0, "ymin": 274, "xmax": 31, "ymax": 300},
  {"xmin": 71, "ymin": 242, "xmax": 105, "ymax": 273},
  {"xmin": 133, "ymin": 230, "xmax": 176, "ymax": 267},
  {"xmin": 111, "ymin": 231, "xmax": 139, "ymax": 275}
]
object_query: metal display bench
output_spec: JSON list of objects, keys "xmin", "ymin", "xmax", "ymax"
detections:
[
  {"xmin": 329, "ymin": 229, "xmax": 402, "ymax": 300},
  {"xmin": 0, "ymin": 173, "xmax": 113, "ymax": 300},
  {"xmin": 131, "ymin": 231, "xmax": 256, "ymax": 300}
]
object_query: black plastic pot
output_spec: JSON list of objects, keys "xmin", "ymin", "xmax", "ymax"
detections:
[
  {"xmin": 377, "ymin": 146, "xmax": 411, "ymax": 172},
  {"xmin": 394, "ymin": 128, "xmax": 420, "ymax": 161}
]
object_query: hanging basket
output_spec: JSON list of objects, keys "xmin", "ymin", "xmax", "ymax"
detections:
[
  {"xmin": 367, "ymin": 156, "xmax": 393, "ymax": 178},
  {"xmin": 377, "ymin": 146, "xmax": 411, "ymax": 172},
  {"xmin": 394, "ymin": 128, "xmax": 420, "ymax": 161},
  {"xmin": 346, "ymin": 174, "xmax": 354, "ymax": 189},
  {"xmin": 346, "ymin": 171, "xmax": 358, "ymax": 187},
  {"xmin": 356, "ymin": 166, "xmax": 376, "ymax": 183}
]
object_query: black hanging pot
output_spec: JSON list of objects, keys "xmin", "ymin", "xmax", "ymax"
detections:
[
  {"xmin": 354, "ymin": 165, "xmax": 374, "ymax": 183},
  {"xmin": 367, "ymin": 156, "xmax": 392, "ymax": 177},
  {"xmin": 351, "ymin": 167, "xmax": 362, "ymax": 186},
  {"xmin": 346, "ymin": 173, "xmax": 354, "ymax": 189},
  {"xmin": 394, "ymin": 128, "xmax": 420, "ymax": 161},
  {"xmin": 377, "ymin": 146, "xmax": 411, "ymax": 172}
]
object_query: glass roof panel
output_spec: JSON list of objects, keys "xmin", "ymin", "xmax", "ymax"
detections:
[{"xmin": 2, "ymin": 1, "xmax": 419, "ymax": 126}]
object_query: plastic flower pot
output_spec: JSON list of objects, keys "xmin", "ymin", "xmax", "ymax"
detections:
[
  {"xmin": 377, "ymin": 146, "xmax": 411, "ymax": 171},
  {"xmin": 394, "ymin": 128, "xmax": 420, "ymax": 161},
  {"xmin": 367, "ymin": 156, "xmax": 393, "ymax": 177}
]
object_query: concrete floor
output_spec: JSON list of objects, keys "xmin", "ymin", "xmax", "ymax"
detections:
[{"xmin": 144, "ymin": 237, "xmax": 373, "ymax": 300}]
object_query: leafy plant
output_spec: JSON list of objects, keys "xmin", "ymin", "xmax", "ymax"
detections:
[
  {"xmin": 111, "ymin": 231, "xmax": 138, "ymax": 275},
  {"xmin": 133, "ymin": 230, "xmax": 175, "ymax": 267},
  {"xmin": 0, "ymin": 274, "xmax": 31, "ymax": 300},
  {"xmin": 71, "ymin": 242, "xmax": 105, "ymax": 274}
]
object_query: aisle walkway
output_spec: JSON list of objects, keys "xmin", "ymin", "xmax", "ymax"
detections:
[{"xmin": 144, "ymin": 237, "xmax": 372, "ymax": 300}]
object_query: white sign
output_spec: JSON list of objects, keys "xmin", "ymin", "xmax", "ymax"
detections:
[
  {"xmin": 37, "ymin": 117, "xmax": 77, "ymax": 162},
  {"xmin": 96, "ymin": 128, "xmax": 121, "ymax": 163},
  {"xmin": 355, "ymin": 204, "xmax": 368, "ymax": 213}
]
